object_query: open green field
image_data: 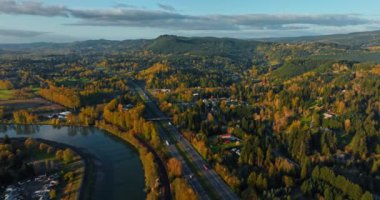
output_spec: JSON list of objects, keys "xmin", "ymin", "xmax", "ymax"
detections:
[
  {"xmin": 56, "ymin": 78, "xmax": 91, "ymax": 87},
  {"xmin": 0, "ymin": 89, "xmax": 14, "ymax": 100}
]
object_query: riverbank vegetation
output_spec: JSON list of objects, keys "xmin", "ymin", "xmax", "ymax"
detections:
[
  {"xmin": 96, "ymin": 95, "xmax": 197, "ymax": 200},
  {"xmin": 167, "ymin": 157, "xmax": 198, "ymax": 200},
  {"xmin": 95, "ymin": 121, "xmax": 161, "ymax": 199}
]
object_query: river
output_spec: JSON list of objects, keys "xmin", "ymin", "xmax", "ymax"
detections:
[{"xmin": 0, "ymin": 125, "xmax": 146, "ymax": 200}]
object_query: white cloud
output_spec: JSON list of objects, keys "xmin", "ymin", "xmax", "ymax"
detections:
[
  {"xmin": 0, "ymin": 0, "xmax": 379, "ymax": 41},
  {"xmin": 0, "ymin": 0, "xmax": 376, "ymax": 32}
]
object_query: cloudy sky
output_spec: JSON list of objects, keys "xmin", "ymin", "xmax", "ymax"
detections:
[{"xmin": 0, "ymin": 0, "xmax": 380, "ymax": 43}]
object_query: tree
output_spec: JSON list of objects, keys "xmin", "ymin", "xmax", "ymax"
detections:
[
  {"xmin": 63, "ymin": 148, "xmax": 75, "ymax": 164},
  {"xmin": 0, "ymin": 106, "xmax": 4, "ymax": 121},
  {"xmin": 207, "ymin": 112, "xmax": 215, "ymax": 123},
  {"xmin": 55, "ymin": 150, "xmax": 63, "ymax": 160},
  {"xmin": 344, "ymin": 119, "xmax": 351, "ymax": 133},
  {"xmin": 247, "ymin": 171, "xmax": 257, "ymax": 186},
  {"xmin": 336, "ymin": 101, "xmax": 346, "ymax": 114},
  {"xmin": 312, "ymin": 166, "xmax": 364, "ymax": 200},
  {"xmin": 300, "ymin": 158, "xmax": 309, "ymax": 179},
  {"xmin": 215, "ymin": 163, "xmax": 241, "ymax": 191},
  {"xmin": 13, "ymin": 110, "xmax": 37, "ymax": 124},
  {"xmin": 39, "ymin": 143, "xmax": 49, "ymax": 151},
  {"xmin": 24, "ymin": 138, "xmax": 36, "ymax": 149},
  {"xmin": 0, "ymin": 80, "xmax": 13, "ymax": 89},
  {"xmin": 361, "ymin": 191, "xmax": 374, "ymax": 200},
  {"xmin": 140, "ymin": 150, "xmax": 158, "ymax": 190},
  {"xmin": 79, "ymin": 106, "xmax": 98, "ymax": 125},
  {"xmin": 172, "ymin": 178, "xmax": 198, "ymax": 200},
  {"xmin": 167, "ymin": 158, "xmax": 182, "ymax": 178},
  {"xmin": 324, "ymin": 188, "xmax": 333, "ymax": 200},
  {"xmin": 49, "ymin": 189, "xmax": 57, "ymax": 199},
  {"xmin": 39, "ymin": 86, "xmax": 80, "ymax": 109},
  {"xmin": 256, "ymin": 173, "xmax": 268, "ymax": 190},
  {"xmin": 64, "ymin": 171, "xmax": 74, "ymax": 181},
  {"xmin": 283, "ymin": 176, "xmax": 294, "ymax": 188},
  {"xmin": 311, "ymin": 112, "xmax": 320, "ymax": 128}
]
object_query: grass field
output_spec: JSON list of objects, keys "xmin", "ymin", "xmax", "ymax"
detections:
[
  {"xmin": 0, "ymin": 97, "xmax": 64, "ymax": 114},
  {"xmin": 0, "ymin": 89, "xmax": 14, "ymax": 100},
  {"xmin": 57, "ymin": 78, "xmax": 90, "ymax": 87}
]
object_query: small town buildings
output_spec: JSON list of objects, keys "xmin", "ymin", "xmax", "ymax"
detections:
[{"xmin": 58, "ymin": 111, "xmax": 71, "ymax": 119}]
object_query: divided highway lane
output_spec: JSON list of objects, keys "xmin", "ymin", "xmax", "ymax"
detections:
[
  {"xmin": 130, "ymin": 81, "xmax": 211, "ymax": 200},
  {"xmin": 163, "ymin": 123, "xmax": 239, "ymax": 200},
  {"xmin": 155, "ymin": 124, "xmax": 211, "ymax": 200},
  {"xmin": 129, "ymin": 81, "xmax": 239, "ymax": 200}
]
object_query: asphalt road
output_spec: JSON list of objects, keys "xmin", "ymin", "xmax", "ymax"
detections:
[{"xmin": 129, "ymin": 81, "xmax": 239, "ymax": 200}]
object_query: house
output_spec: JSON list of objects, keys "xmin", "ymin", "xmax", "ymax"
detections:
[
  {"xmin": 219, "ymin": 134, "xmax": 232, "ymax": 139},
  {"xmin": 50, "ymin": 180, "xmax": 59, "ymax": 186},
  {"xmin": 161, "ymin": 89, "xmax": 171, "ymax": 93},
  {"xmin": 219, "ymin": 134, "xmax": 241, "ymax": 142},
  {"xmin": 231, "ymin": 148, "xmax": 241, "ymax": 156},
  {"xmin": 123, "ymin": 104, "xmax": 134, "ymax": 110},
  {"xmin": 323, "ymin": 111, "xmax": 336, "ymax": 119},
  {"xmin": 323, "ymin": 113, "xmax": 333, "ymax": 119}
]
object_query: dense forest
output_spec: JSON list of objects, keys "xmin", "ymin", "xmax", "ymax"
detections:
[{"xmin": 0, "ymin": 31, "xmax": 379, "ymax": 200}]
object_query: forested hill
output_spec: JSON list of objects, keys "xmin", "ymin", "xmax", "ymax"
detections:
[{"xmin": 146, "ymin": 35, "xmax": 261, "ymax": 57}]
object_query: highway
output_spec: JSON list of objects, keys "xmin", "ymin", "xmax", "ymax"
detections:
[{"xmin": 129, "ymin": 81, "xmax": 239, "ymax": 200}]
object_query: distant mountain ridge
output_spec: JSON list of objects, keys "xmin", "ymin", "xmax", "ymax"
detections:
[
  {"xmin": 1, "ymin": 30, "xmax": 380, "ymax": 54},
  {"xmin": 258, "ymin": 30, "xmax": 380, "ymax": 47},
  {"xmin": 0, "ymin": 35, "xmax": 263, "ymax": 57}
]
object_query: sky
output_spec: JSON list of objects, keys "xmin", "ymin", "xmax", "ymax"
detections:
[{"xmin": 0, "ymin": 0, "xmax": 380, "ymax": 43}]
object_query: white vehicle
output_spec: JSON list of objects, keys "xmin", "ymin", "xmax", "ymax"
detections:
[
  {"xmin": 168, "ymin": 122, "xmax": 172, "ymax": 126},
  {"xmin": 165, "ymin": 140, "xmax": 170, "ymax": 146}
]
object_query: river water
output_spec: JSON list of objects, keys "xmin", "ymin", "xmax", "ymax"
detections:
[{"xmin": 0, "ymin": 125, "xmax": 145, "ymax": 200}]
